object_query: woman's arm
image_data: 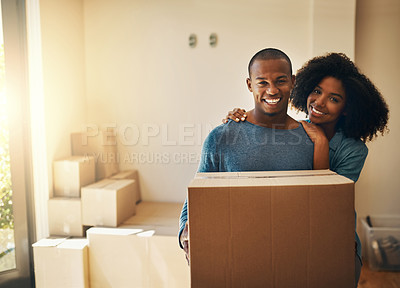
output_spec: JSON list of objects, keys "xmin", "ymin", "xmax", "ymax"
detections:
[
  {"xmin": 330, "ymin": 139, "xmax": 368, "ymax": 182},
  {"xmin": 300, "ymin": 121, "xmax": 330, "ymax": 170},
  {"xmin": 222, "ymin": 108, "xmax": 247, "ymax": 123}
]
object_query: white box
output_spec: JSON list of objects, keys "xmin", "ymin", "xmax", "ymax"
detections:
[
  {"xmin": 33, "ymin": 238, "xmax": 89, "ymax": 288},
  {"xmin": 361, "ymin": 215, "xmax": 400, "ymax": 271},
  {"xmin": 53, "ymin": 156, "xmax": 95, "ymax": 197},
  {"xmin": 71, "ymin": 131, "xmax": 119, "ymax": 181},
  {"xmin": 81, "ymin": 179, "xmax": 136, "ymax": 227},
  {"xmin": 48, "ymin": 197, "xmax": 86, "ymax": 237},
  {"xmin": 110, "ymin": 169, "xmax": 141, "ymax": 203},
  {"xmin": 87, "ymin": 226, "xmax": 190, "ymax": 288}
]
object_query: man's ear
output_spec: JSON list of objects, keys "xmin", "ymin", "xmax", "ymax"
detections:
[
  {"xmin": 291, "ymin": 75, "xmax": 296, "ymax": 84},
  {"xmin": 246, "ymin": 78, "xmax": 253, "ymax": 92}
]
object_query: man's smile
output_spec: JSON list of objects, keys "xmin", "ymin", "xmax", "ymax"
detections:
[{"xmin": 262, "ymin": 97, "xmax": 281, "ymax": 105}]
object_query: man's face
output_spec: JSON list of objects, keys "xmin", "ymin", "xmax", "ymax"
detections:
[{"xmin": 246, "ymin": 58, "xmax": 294, "ymax": 117}]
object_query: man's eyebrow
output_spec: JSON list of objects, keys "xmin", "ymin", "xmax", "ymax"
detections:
[
  {"xmin": 316, "ymin": 85, "xmax": 344, "ymax": 99},
  {"xmin": 255, "ymin": 75, "xmax": 289, "ymax": 80}
]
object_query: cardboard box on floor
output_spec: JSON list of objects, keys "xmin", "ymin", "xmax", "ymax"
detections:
[
  {"xmin": 87, "ymin": 225, "xmax": 190, "ymax": 288},
  {"xmin": 33, "ymin": 238, "xmax": 89, "ymax": 288},
  {"xmin": 53, "ymin": 156, "xmax": 95, "ymax": 197},
  {"xmin": 81, "ymin": 179, "xmax": 136, "ymax": 227},
  {"xmin": 188, "ymin": 170, "xmax": 355, "ymax": 288},
  {"xmin": 123, "ymin": 201, "xmax": 182, "ymax": 227},
  {"xmin": 48, "ymin": 197, "xmax": 88, "ymax": 237},
  {"xmin": 71, "ymin": 130, "xmax": 119, "ymax": 181},
  {"xmin": 110, "ymin": 169, "xmax": 142, "ymax": 203}
]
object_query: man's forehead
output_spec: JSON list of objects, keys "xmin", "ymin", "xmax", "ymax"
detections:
[{"xmin": 251, "ymin": 59, "xmax": 292, "ymax": 77}]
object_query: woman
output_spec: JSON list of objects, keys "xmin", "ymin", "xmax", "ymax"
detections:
[{"xmin": 223, "ymin": 52, "xmax": 389, "ymax": 286}]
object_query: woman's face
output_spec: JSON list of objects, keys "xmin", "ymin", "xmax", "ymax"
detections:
[{"xmin": 306, "ymin": 76, "xmax": 347, "ymax": 130}]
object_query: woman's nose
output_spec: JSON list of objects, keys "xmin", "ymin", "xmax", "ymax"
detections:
[{"xmin": 314, "ymin": 95, "xmax": 326, "ymax": 106}]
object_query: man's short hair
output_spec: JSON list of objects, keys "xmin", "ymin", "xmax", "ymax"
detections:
[{"xmin": 248, "ymin": 48, "xmax": 293, "ymax": 77}]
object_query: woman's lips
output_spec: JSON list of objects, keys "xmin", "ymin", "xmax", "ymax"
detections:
[{"xmin": 310, "ymin": 105, "xmax": 327, "ymax": 115}]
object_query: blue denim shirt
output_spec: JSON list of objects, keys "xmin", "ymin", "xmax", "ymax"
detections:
[{"xmin": 328, "ymin": 130, "xmax": 368, "ymax": 262}]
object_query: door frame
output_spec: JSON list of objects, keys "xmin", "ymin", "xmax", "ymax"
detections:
[{"xmin": 0, "ymin": 0, "xmax": 35, "ymax": 286}]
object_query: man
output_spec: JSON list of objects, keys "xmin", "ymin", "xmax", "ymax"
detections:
[{"xmin": 179, "ymin": 48, "xmax": 314, "ymax": 263}]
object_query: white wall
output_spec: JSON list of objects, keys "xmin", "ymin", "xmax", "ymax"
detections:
[
  {"xmin": 39, "ymin": 0, "xmax": 87, "ymax": 200},
  {"xmin": 355, "ymin": 0, "xmax": 400, "ymax": 218},
  {"xmin": 83, "ymin": 0, "xmax": 355, "ymax": 202}
]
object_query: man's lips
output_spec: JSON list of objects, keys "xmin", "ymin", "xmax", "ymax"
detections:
[{"xmin": 262, "ymin": 97, "xmax": 281, "ymax": 105}]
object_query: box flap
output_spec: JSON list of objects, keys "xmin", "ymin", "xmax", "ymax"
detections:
[
  {"xmin": 83, "ymin": 179, "xmax": 134, "ymax": 190},
  {"xmin": 58, "ymin": 238, "xmax": 89, "ymax": 249},
  {"xmin": 190, "ymin": 170, "xmax": 352, "ymax": 188},
  {"xmin": 32, "ymin": 237, "xmax": 68, "ymax": 247},
  {"xmin": 87, "ymin": 227, "xmax": 143, "ymax": 236}
]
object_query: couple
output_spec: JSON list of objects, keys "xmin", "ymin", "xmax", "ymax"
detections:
[{"xmin": 179, "ymin": 48, "xmax": 389, "ymax": 286}]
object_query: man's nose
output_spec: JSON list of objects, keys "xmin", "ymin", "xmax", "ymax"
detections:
[{"xmin": 267, "ymin": 84, "xmax": 279, "ymax": 95}]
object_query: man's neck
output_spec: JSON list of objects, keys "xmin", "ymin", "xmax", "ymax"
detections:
[{"xmin": 246, "ymin": 109, "xmax": 298, "ymax": 130}]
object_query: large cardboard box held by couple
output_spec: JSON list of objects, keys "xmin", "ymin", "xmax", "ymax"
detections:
[{"xmin": 188, "ymin": 170, "xmax": 355, "ymax": 288}]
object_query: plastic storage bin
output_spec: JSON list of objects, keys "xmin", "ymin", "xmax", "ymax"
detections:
[{"xmin": 361, "ymin": 215, "xmax": 400, "ymax": 271}]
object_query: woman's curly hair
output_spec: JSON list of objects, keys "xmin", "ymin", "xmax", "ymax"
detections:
[{"xmin": 290, "ymin": 53, "xmax": 389, "ymax": 142}]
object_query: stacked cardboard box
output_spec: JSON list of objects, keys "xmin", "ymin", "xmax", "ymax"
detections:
[
  {"xmin": 34, "ymin": 201, "xmax": 188, "ymax": 288},
  {"xmin": 187, "ymin": 170, "xmax": 355, "ymax": 288},
  {"xmin": 87, "ymin": 201, "xmax": 189, "ymax": 288},
  {"xmin": 33, "ymin": 238, "xmax": 89, "ymax": 288},
  {"xmin": 123, "ymin": 201, "xmax": 181, "ymax": 227},
  {"xmin": 110, "ymin": 169, "xmax": 141, "ymax": 203},
  {"xmin": 87, "ymin": 226, "xmax": 190, "ymax": 288},
  {"xmin": 53, "ymin": 156, "xmax": 95, "ymax": 197},
  {"xmin": 36, "ymin": 129, "xmax": 146, "ymax": 287},
  {"xmin": 49, "ymin": 156, "xmax": 95, "ymax": 237},
  {"xmin": 48, "ymin": 197, "xmax": 86, "ymax": 237},
  {"xmin": 81, "ymin": 178, "xmax": 137, "ymax": 227},
  {"xmin": 71, "ymin": 130, "xmax": 119, "ymax": 181}
]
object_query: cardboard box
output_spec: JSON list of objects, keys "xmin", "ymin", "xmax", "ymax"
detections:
[
  {"xmin": 71, "ymin": 130, "xmax": 119, "ymax": 181},
  {"xmin": 361, "ymin": 215, "xmax": 400, "ymax": 271},
  {"xmin": 48, "ymin": 197, "xmax": 88, "ymax": 237},
  {"xmin": 87, "ymin": 226, "xmax": 190, "ymax": 288},
  {"xmin": 81, "ymin": 179, "xmax": 136, "ymax": 227},
  {"xmin": 188, "ymin": 170, "xmax": 355, "ymax": 288},
  {"xmin": 123, "ymin": 201, "xmax": 182, "ymax": 227},
  {"xmin": 110, "ymin": 169, "xmax": 142, "ymax": 203},
  {"xmin": 33, "ymin": 238, "xmax": 89, "ymax": 288},
  {"xmin": 53, "ymin": 156, "xmax": 95, "ymax": 197}
]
